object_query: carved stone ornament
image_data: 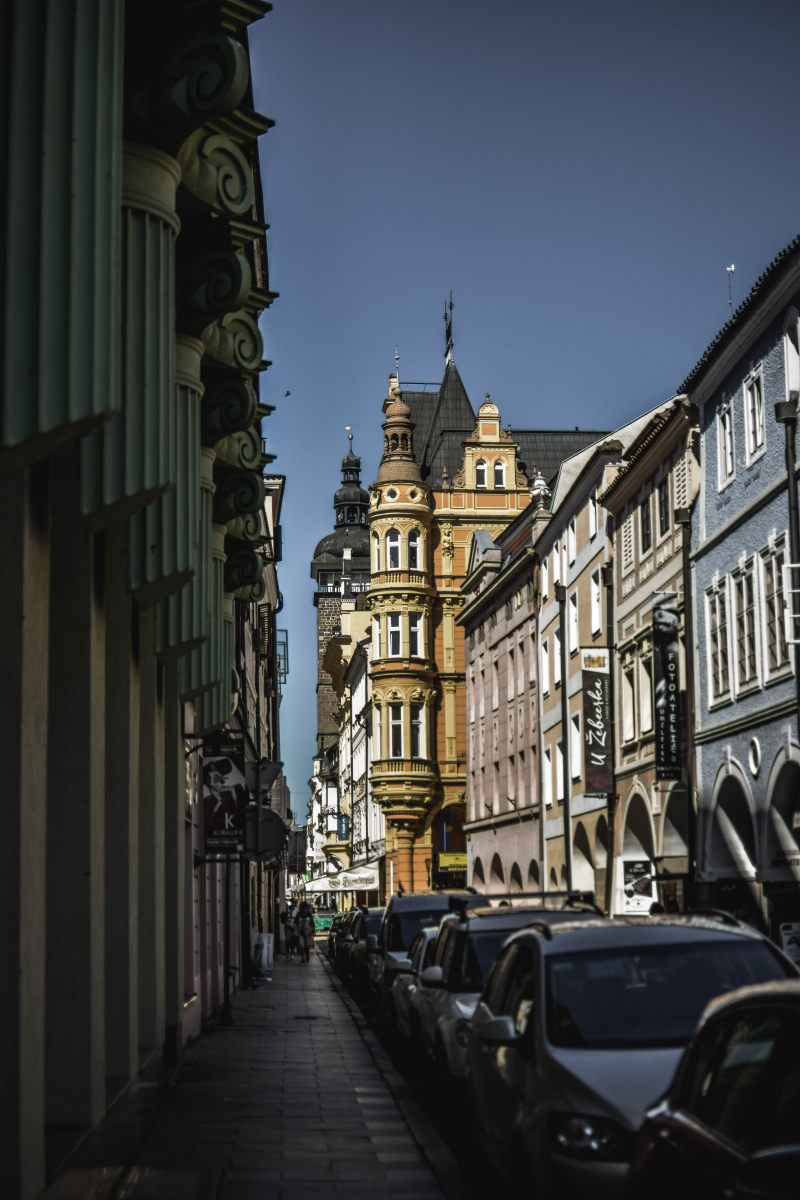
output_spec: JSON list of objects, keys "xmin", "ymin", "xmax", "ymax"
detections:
[
  {"xmin": 212, "ymin": 467, "xmax": 265, "ymax": 523},
  {"xmin": 178, "ymin": 249, "xmax": 252, "ymax": 335},
  {"xmin": 225, "ymin": 512, "xmax": 265, "ymax": 545},
  {"xmin": 224, "ymin": 542, "xmax": 265, "ymax": 597},
  {"xmin": 202, "ymin": 310, "xmax": 263, "ymax": 372},
  {"xmin": 201, "ymin": 375, "xmax": 258, "ymax": 442},
  {"xmin": 159, "ymin": 33, "xmax": 250, "ymax": 145},
  {"xmin": 214, "ymin": 426, "xmax": 262, "ymax": 470},
  {"xmin": 178, "ymin": 130, "xmax": 254, "ymax": 216}
]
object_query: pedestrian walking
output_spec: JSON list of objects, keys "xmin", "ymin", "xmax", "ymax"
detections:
[
  {"xmin": 295, "ymin": 901, "xmax": 315, "ymax": 963},
  {"xmin": 286, "ymin": 903, "xmax": 299, "ymax": 959}
]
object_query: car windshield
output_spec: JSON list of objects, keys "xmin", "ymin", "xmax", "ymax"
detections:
[
  {"xmin": 394, "ymin": 910, "xmax": 447, "ymax": 950},
  {"xmin": 546, "ymin": 940, "xmax": 791, "ymax": 1049},
  {"xmin": 364, "ymin": 911, "xmax": 383, "ymax": 935}
]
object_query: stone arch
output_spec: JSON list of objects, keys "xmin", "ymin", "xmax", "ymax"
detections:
[
  {"xmin": 621, "ymin": 788, "xmax": 656, "ymax": 861},
  {"xmin": 489, "ymin": 853, "xmax": 505, "ymax": 893},
  {"xmin": 764, "ymin": 751, "xmax": 800, "ymax": 883},
  {"xmin": 527, "ymin": 860, "xmax": 540, "ymax": 892},
  {"xmin": 705, "ymin": 763, "xmax": 757, "ymax": 880},
  {"xmin": 572, "ymin": 821, "xmax": 595, "ymax": 893},
  {"xmin": 473, "ymin": 857, "xmax": 485, "ymax": 889},
  {"xmin": 659, "ymin": 783, "xmax": 689, "ymax": 863},
  {"xmin": 549, "ymin": 867, "xmax": 558, "ymax": 889},
  {"xmin": 509, "ymin": 862, "xmax": 523, "ymax": 894}
]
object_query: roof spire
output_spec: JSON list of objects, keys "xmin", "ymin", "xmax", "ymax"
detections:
[
  {"xmin": 394, "ymin": 343, "xmax": 400, "ymax": 381},
  {"xmin": 345, "ymin": 424, "xmax": 354, "ymax": 451},
  {"xmin": 444, "ymin": 291, "xmax": 454, "ymax": 364}
]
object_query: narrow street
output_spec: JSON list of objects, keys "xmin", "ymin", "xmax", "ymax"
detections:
[{"xmin": 43, "ymin": 948, "xmax": 473, "ymax": 1200}]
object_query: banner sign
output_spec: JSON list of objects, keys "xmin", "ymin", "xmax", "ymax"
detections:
[
  {"xmin": 203, "ymin": 737, "xmax": 248, "ymax": 851},
  {"xmin": 582, "ymin": 649, "xmax": 612, "ymax": 793},
  {"xmin": 653, "ymin": 592, "xmax": 681, "ymax": 780},
  {"xmin": 438, "ymin": 852, "xmax": 468, "ymax": 872}
]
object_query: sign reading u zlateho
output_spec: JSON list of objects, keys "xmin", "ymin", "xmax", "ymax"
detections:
[
  {"xmin": 582, "ymin": 649, "xmax": 612, "ymax": 794},
  {"xmin": 653, "ymin": 592, "xmax": 681, "ymax": 780}
]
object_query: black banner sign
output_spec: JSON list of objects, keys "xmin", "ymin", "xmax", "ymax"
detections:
[
  {"xmin": 582, "ymin": 649, "xmax": 612, "ymax": 793},
  {"xmin": 653, "ymin": 592, "xmax": 681, "ymax": 780},
  {"xmin": 203, "ymin": 735, "xmax": 248, "ymax": 851}
]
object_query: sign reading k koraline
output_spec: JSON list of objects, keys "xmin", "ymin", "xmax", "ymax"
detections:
[
  {"xmin": 582, "ymin": 649, "xmax": 612, "ymax": 794},
  {"xmin": 202, "ymin": 735, "xmax": 248, "ymax": 851}
]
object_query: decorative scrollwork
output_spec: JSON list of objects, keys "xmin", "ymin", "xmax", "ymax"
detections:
[
  {"xmin": 202, "ymin": 310, "xmax": 263, "ymax": 372},
  {"xmin": 213, "ymin": 468, "xmax": 265, "ymax": 522},
  {"xmin": 161, "ymin": 34, "xmax": 249, "ymax": 134},
  {"xmin": 224, "ymin": 542, "xmax": 265, "ymax": 594},
  {"xmin": 214, "ymin": 427, "xmax": 262, "ymax": 469},
  {"xmin": 179, "ymin": 131, "xmax": 253, "ymax": 216},
  {"xmin": 178, "ymin": 249, "xmax": 251, "ymax": 334},
  {"xmin": 202, "ymin": 376, "xmax": 258, "ymax": 441}
]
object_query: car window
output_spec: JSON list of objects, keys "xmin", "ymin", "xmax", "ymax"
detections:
[
  {"xmin": 457, "ymin": 929, "xmax": 523, "ymax": 993},
  {"xmin": 506, "ymin": 950, "xmax": 537, "ymax": 1037},
  {"xmin": 386, "ymin": 914, "xmax": 405, "ymax": 951},
  {"xmin": 440, "ymin": 928, "xmax": 461, "ymax": 981},
  {"xmin": 685, "ymin": 1007, "xmax": 800, "ymax": 1152},
  {"xmin": 408, "ymin": 933, "xmax": 424, "ymax": 969},
  {"xmin": 421, "ymin": 936, "xmax": 437, "ymax": 970},
  {"xmin": 483, "ymin": 944, "xmax": 522, "ymax": 1014},
  {"xmin": 397, "ymin": 909, "xmax": 447, "ymax": 950}
]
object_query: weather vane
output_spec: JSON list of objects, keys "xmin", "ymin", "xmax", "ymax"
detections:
[
  {"xmin": 345, "ymin": 424, "xmax": 353, "ymax": 448},
  {"xmin": 726, "ymin": 264, "xmax": 735, "ymax": 317}
]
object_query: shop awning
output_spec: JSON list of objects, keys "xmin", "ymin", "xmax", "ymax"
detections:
[{"xmin": 304, "ymin": 861, "xmax": 381, "ymax": 893}]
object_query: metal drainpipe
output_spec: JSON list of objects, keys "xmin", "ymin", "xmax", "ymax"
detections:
[
  {"xmin": 775, "ymin": 397, "xmax": 800, "ymax": 739},
  {"xmin": 555, "ymin": 584, "xmax": 573, "ymax": 892},
  {"xmin": 600, "ymin": 564, "xmax": 618, "ymax": 914},
  {"xmin": 674, "ymin": 507, "xmax": 697, "ymax": 908}
]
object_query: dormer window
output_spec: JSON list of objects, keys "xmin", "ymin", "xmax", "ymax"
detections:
[
  {"xmin": 476, "ymin": 460, "xmax": 487, "ymax": 489},
  {"xmin": 494, "ymin": 460, "xmax": 506, "ymax": 489}
]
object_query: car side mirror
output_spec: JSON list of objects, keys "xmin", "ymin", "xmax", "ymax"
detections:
[
  {"xmin": 477, "ymin": 1015, "xmax": 520, "ymax": 1046},
  {"xmin": 420, "ymin": 965, "xmax": 445, "ymax": 988},
  {"xmin": 365, "ymin": 934, "xmax": 378, "ymax": 953},
  {"xmin": 392, "ymin": 956, "xmax": 413, "ymax": 975}
]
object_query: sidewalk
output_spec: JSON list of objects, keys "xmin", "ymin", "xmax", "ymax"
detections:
[{"xmin": 44, "ymin": 948, "xmax": 463, "ymax": 1200}]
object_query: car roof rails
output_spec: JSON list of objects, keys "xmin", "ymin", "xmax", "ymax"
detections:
[
  {"xmin": 448, "ymin": 895, "xmax": 474, "ymax": 917},
  {"xmin": 685, "ymin": 907, "xmax": 744, "ymax": 928},
  {"xmin": 524, "ymin": 920, "xmax": 554, "ymax": 940}
]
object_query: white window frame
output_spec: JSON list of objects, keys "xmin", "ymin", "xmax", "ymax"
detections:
[
  {"xmin": 408, "ymin": 529, "xmax": 420, "ymax": 569},
  {"xmin": 552, "ymin": 539, "xmax": 561, "ymax": 585},
  {"xmin": 570, "ymin": 712, "xmax": 581, "ymax": 780},
  {"xmin": 373, "ymin": 615, "xmax": 382, "ymax": 658},
  {"xmin": 389, "ymin": 703, "xmax": 403, "ymax": 758},
  {"xmin": 744, "ymin": 366, "xmax": 765, "ymax": 464},
  {"xmin": 386, "ymin": 528, "xmax": 401, "ymax": 569},
  {"xmin": 639, "ymin": 655, "xmax": 653, "ymax": 735},
  {"xmin": 640, "ymin": 495, "xmax": 652, "ymax": 556},
  {"xmin": 760, "ymin": 539, "xmax": 790, "ymax": 681},
  {"xmin": 706, "ymin": 581, "xmax": 731, "ymax": 704},
  {"xmin": 387, "ymin": 612, "xmax": 402, "ymax": 657},
  {"xmin": 553, "ymin": 627, "xmax": 562, "ymax": 685},
  {"xmin": 784, "ymin": 309, "xmax": 800, "ymax": 400},
  {"xmin": 541, "ymin": 554, "xmax": 549, "ymax": 598},
  {"xmin": 476, "ymin": 460, "xmax": 487, "ymax": 489},
  {"xmin": 567, "ymin": 517, "xmax": 576, "ymax": 564},
  {"xmin": 568, "ymin": 590, "xmax": 579, "ymax": 654},
  {"xmin": 410, "ymin": 703, "xmax": 424, "ymax": 759},
  {"xmin": 409, "ymin": 612, "xmax": 422, "ymax": 658},
  {"xmin": 494, "ymin": 459, "xmax": 506, "ymax": 489},
  {"xmin": 732, "ymin": 559, "xmax": 760, "ymax": 693},
  {"xmin": 543, "ymin": 746, "xmax": 553, "ymax": 807},
  {"xmin": 621, "ymin": 664, "xmax": 635, "ymax": 743},
  {"xmin": 717, "ymin": 400, "xmax": 735, "ymax": 490},
  {"xmin": 589, "ymin": 490, "xmax": 598, "ymax": 539},
  {"xmin": 590, "ymin": 568, "xmax": 602, "ymax": 635},
  {"xmin": 541, "ymin": 638, "xmax": 550, "ymax": 695},
  {"xmin": 555, "ymin": 739, "xmax": 564, "ymax": 802}
]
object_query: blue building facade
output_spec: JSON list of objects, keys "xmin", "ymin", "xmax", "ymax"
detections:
[{"xmin": 687, "ymin": 237, "xmax": 800, "ymax": 936}]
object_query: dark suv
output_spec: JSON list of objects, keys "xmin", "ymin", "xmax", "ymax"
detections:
[{"xmin": 366, "ymin": 890, "xmax": 485, "ymax": 1017}]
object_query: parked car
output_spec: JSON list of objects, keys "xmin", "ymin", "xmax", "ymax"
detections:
[
  {"xmin": 343, "ymin": 906, "xmax": 385, "ymax": 1000},
  {"xmin": 326, "ymin": 912, "xmax": 345, "ymax": 961},
  {"xmin": 366, "ymin": 890, "xmax": 485, "ymax": 1018},
  {"xmin": 625, "ymin": 978, "xmax": 800, "ymax": 1200},
  {"xmin": 391, "ymin": 926, "xmax": 438, "ymax": 1043},
  {"xmin": 333, "ymin": 908, "xmax": 361, "ymax": 976},
  {"xmin": 464, "ymin": 913, "xmax": 798, "ymax": 1198},
  {"xmin": 417, "ymin": 898, "xmax": 602, "ymax": 1078}
]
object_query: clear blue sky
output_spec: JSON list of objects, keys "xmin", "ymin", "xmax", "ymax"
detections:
[{"xmin": 249, "ymin": 0, "xmax": 800, "ymax": 814}]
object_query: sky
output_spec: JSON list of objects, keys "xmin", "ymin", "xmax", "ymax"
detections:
[{"xmin": 249, "ymin": 0, "xmax": 800, "ymax": 814}]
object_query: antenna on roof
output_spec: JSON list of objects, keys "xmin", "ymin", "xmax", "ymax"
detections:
[
  {"xmin": 726, "ymin": 264, "xmax": 735, "ymax": 317},
  {"xmin": 444, "ymin": 291, "xmax": 454, "ymax": 364}
]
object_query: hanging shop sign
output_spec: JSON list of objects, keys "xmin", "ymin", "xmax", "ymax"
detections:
[
  {"xmin": 304, "ymin": 862, "xmax": 381, "ymax": 892},
  {"xmin": 582, "ymin": 649, "xmax": 612, "ymax": 793},
  {"xmin": 653, "ymin": 592, "xmax": 681, "ymax": 780},
  {"xmin": 202, "ymin": 734, "xmax": 248, "ymax": 852}
]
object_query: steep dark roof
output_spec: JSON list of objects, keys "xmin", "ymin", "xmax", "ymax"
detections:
[
  {"xmin": 515, "ymin": 428, "xmax": 607, "ymax": 486},
  {"xmin": 679, "ymin": 233, "xmax": 800, "ymax": 394}
]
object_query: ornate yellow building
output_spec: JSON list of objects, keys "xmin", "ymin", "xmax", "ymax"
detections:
[{"xmin": 368, "ymin": 362, "xmax": 533, "ymax": 892}]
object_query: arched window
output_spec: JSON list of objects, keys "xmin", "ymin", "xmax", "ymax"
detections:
[
  {"xmin": 372, "ymin": 533, "xmax": 381, "ymax": 572},
  {"xmin": 494, "ymin": 459, "xmax": 506, "ymax": 488},
  {"xmin": 476, "ymin": 460, "xmax": 487, "ymax": 488},
  {"xmin": 386, "ymin": 528, "xmax": 400, "ymax": 568},
  {"xmin": 408, "ymin": 529, "xmax": 420, "ymax": 569}
]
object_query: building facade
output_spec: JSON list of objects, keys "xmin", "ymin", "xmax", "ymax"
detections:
[
  {"xmin": 0, "ymin": 4, "xmax": 282, "ymax": 1195},
  {"xmin": 683, "ymin": 237, "xmax": 800, "ymax": 937}
]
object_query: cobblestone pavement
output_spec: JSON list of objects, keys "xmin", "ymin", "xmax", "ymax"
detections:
[{"xmin": 43, "ymin": 947, "xmax": 464, "ymax": 1200}]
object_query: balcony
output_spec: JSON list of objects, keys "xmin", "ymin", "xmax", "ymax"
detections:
[{"xmin": 372, "ymin": 758, "xmax": 438, "ymax": 778}]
